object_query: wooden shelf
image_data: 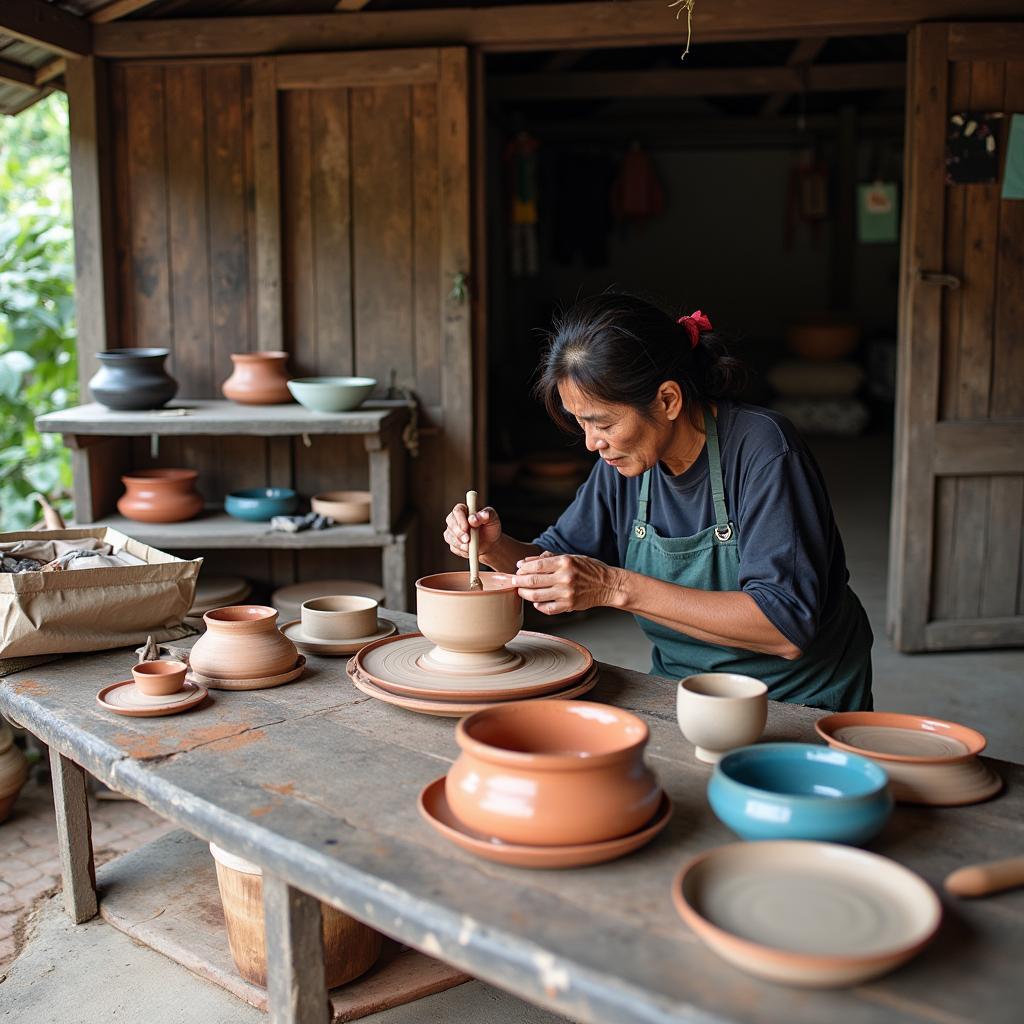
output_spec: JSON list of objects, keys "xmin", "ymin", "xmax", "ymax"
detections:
[
  {"xmin": 36, "ymin": 399, "xmax": 406, "ymax": 437},
  {"xmin": 86, "ymin": 512, "xmax": 410, "ymax": 550}
]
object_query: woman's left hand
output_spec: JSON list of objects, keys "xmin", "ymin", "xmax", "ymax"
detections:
[{"xmin": 514, "ymin": 552, "xmax": 622, "ymax": 615}]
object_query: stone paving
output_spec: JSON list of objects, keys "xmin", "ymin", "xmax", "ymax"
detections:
[{"xmin": 0, "ymin": 771, "xmax": 173, "ymax": 973}]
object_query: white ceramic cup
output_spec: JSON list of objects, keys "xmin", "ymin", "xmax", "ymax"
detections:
[
  {"xmin": 300, "ymin": 596, "xmax": 379, "ymax": 641},
  {"xmin": 676, "ymin": 673, "xmax": 768, "ymax": 764}
]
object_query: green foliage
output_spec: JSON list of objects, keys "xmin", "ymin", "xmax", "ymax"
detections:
[{"xmin": 0, "ymin": 93, "xmax": 77, "ymax": 531}]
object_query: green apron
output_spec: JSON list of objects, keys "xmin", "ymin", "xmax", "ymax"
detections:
[{"xmin": 624, "ymin": 408, "xmax": 873, "ymax": 712}]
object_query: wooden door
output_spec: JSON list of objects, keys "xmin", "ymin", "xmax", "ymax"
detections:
[
  {"xmin": 889, "ymin": 24, "xmax": 1024, "ymax": 651},
  {"xmin": 252, "ymin": 48, "xmax": 472, "ymax": 576}
]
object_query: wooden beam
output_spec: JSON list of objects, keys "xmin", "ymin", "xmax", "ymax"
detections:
[
  {"xmin": 91, "ymin": 2, "xmax": 1024, "ymax": 58},
  {"xmin": 0, "ymin": 57, "xmax": 35, "ymax": 89},
  {"xmin": 0, "ymin": 0, "xmax": 91, "ymax": 58},
  {"xmin": 36, "ymin": 58, "xmax": 66, "ymax": 86},
  {"xmin": 2, "ymin": 85, "xmax": 54, "ymax": 116},
  {"xmin": 947, "ymin": 23, "xmax": 1024, "ymax": 61},
  {"xmin": 91, "ymin": 0, "xmax": 164, "ymax": 24},
  {"xmin": 760, "ymin": 36, "xmax": 828, "ymax": 116},
  {"xmin": 489, "ymin": 62, "xmax": 905, "ymax": 101},
  {"xmin": 252, "ymin": 57, "xmax": 283, "ymax": 352},
  {"xmin": 335, "ymin": 0, "xmax": 373, "ymax": 10},
  {"xmin": 544, "ymin": 50, "xmax": 589, "ymax": 72}
]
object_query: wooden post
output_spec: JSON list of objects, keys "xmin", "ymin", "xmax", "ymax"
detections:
[
  {"xmin": 261, "ymin": 875, "xmax": 329, "ymax": 1024},
  {"xmin": 49, "ymin": 749, "xmax": 98, "ymax": 923},
  {"xmin": 253, "ymin": 57, "xmax": 283, "ymax": 353}
]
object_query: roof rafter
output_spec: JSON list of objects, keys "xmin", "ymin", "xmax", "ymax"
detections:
[
  {"xmin": 91, "ymin": 1, "xmax": 166, "ymax": 25},
  {"xmin": 0, "ymin": 0, "xmax": 91, "ymax": 58},
  {"xmin": 760, "ymin": 36, "xmax": 828, "ymax": 116}
]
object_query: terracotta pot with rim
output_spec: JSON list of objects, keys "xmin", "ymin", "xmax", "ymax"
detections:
[
  {"xmin": 118, "ymin": 468, "xmax": 204, "ymax": 523},
  {"xmin": 222, "ymin": 351, "xmax": 293, "ymax": 405},
  {"xmin": 446, "ymin": 699, "xmax": 663, "ymax": 846},
  {"xmin": 188, "ymin": 605, "xmax": 298, "ymax": 680}
]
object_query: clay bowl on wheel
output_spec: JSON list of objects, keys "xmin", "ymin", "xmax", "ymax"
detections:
[
  {"xmin": 446, "ymin": 699, "xmax": 663, "ymax": 846},
  {"xmin": 415, "ymin": 571, "xmax": 523, "ymax": 674}
]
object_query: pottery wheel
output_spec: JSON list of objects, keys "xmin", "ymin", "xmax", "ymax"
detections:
[{"xmin": 352, "ymin": 631, "xmax": 593, "ymax": 701}]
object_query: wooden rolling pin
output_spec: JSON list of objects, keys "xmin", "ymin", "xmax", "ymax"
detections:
[{"xmin": 944, "ymin": 856, "xmax": 1024, "ymax": 898}]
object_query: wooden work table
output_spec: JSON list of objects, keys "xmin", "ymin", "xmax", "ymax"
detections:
[{"xmin": 1, "ymin": 611, "xmax": 1021, "ymax": 1024}]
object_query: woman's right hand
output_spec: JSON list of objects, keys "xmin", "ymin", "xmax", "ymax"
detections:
[{"xmin": 444, "ymin": 503, "xmax": 503, "ymax": 561}]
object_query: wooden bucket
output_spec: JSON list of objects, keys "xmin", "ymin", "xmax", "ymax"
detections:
[{"xmin": 209, "ymin": 843, "xmax": 382, "ymax": 989}]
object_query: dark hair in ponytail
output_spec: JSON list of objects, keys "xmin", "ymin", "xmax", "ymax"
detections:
[{"xmin": 535, "ymin": 293, "xmax": 747, "ymax": 433}]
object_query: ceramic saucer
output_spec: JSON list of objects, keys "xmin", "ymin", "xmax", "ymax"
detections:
[
  {"xmin": 672, "ymin": 840, "xmax": 942, "ymax": 988},
  {"xmin": 348, "ymin": 663, "xmax": 598, "ymax": 717},
  {"xmin": 280, "ymin": 618, "xmax": 398, "ymax": 656},
  {"xmin": 97, "ymin": 680, "xmax": 208, "ymax": 718},
  {"xmin": 815, "ymin": 712, "xmax": 1002, "ymax": 805},
  {"xmin": 418, "ymin": 777, "xmax": 671, "ymax": 868},
  {"xmin": 186, "ymin": 655, "xmax": 306, "ymax": 691}
]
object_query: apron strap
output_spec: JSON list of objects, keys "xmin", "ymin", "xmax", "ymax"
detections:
[
  {"xmin": 703, "ymin": 406, "xmax": 733, "ymax": 540},
  {"xmin": 637, "ymin": 469, "xmax": 652, "ymax": 524}
]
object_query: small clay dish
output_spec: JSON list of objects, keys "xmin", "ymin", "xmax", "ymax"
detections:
[
  {"xmin": 447, "ymin": 699, "xmax": 662, "ymax": 846},
  {"xmin": 98, "ymin": 680, "xmax": 207, "ymax": 718},
  {"xmin": 131, "ymin": 659, "xmax": 187, "ymax": 697},
  {"xmin": 419, "ymin": 777, "xmax": 671, "ymax": 869},
  {"xmin": 301, "ymin": 595, "xmax": 379, "ymax": 640},
  {"xmin": 224, "ymin": 487, "xmax": 298, "ymax": 521},
  {"xmin": 310, "ymin": 490, "xmax": 372, "ymax": 524},
  {"xmin": 281, "ymin": 618, "xmax": 397, "ymax": 656}
]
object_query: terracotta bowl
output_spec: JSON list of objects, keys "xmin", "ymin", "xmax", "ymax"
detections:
[
  {"xmin": 415, "ymin": 571, "xmax": 523, "ymax": 673},
  {"xmin": 677, "ymin": 673, "xmax": 768, "ymax": 764},
  {"xmin": 310, "ymin": 490, "xmax": 372, "ymax": 524},
  {"xmin": 446, "ymin": 699, "xmax": 663, "ymax": 846},
  {"xmin": 131, "ymin": 659, "xmax": 187, "ymax": 696},
  {"xmin": 188, "ymin": 605, "xmax": 297, "ymax": 680},
  {"xmin": 301, "ymin": 595, "xmax": 379, "ymax": 640}
]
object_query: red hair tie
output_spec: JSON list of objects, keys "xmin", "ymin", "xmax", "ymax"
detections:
[{"xmin": 677, "ymin": 309, "xmax": 712, "ymax": 348}]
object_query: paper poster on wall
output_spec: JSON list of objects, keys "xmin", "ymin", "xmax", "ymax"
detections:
[
  {"xmin": 945, "ymin": 111, "xmax": 1002, "ymax": 185},
  {"xmin": 1002, "ymin": 114, "xmax": 1024, "ymax": 200},
  {"xmin": 857, "ymin": 182, "xmax": 899, "ymax": 243}
]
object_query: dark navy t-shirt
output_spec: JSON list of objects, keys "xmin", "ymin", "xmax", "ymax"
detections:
[{"xmin": 533, "ymin": 401, "xmax": 851, "ymax": 651}]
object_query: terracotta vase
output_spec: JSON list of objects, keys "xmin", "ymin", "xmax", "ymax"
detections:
[
  {"xmin": 89, "ymin": 348, "xmax": 178, "ymax": 410},
  {"xmin": 189, "ymin": 605, "xmax": 297, "ymax": 680},
  {"xmin": 0, "ymin": 719, "xmax": 29, "ymax": 823},
  {"xmin": 117, "ymin": 468, "xmax": 204, "ymax": 523},
  {"xmin": 222, "ymin": 352, "xmax": 292, "ymax": 405},
  {"xmin": 210, "ymin": 843, "xmax": 381, "ymax": 988},
  {"xmin": 446, "ymin": 699, "xmax": 662, "ymax": 846}
]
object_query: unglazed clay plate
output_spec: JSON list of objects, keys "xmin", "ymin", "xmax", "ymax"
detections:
[
  {"xmin": 673, "ymin": 841, "xmax": 941, "ymax": 988},
  {"xmin": 351, "ymin": 631, "xmax": 593, "ymax": 701},
  {"xmin": 186, "ymin": 655, "xmax": 306, "ymax": 691},
  {"xmin": 419, "ymin": 777, "xmax": 671, "ymax": 868},
  {"xmin": 280, "ymin": 618, "xmax": 398, "ymax": 656},
  {"xmin": 97, "ymin": 680, "xmax": 208, "ymax": 717},
  {"xmin": 348, "ymin": 664, "xmax": 598, "ymax": 717}
]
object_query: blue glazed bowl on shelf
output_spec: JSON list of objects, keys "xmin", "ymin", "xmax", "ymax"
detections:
[
  {"xmin": 224, "ymin": 488, "xmax": 299, "ymax": 522},
  {"xmin": 707, "ymin": 743, "xmax": 892, "ymax": 846}
]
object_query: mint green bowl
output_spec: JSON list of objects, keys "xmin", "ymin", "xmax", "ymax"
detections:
[{"xmin": 287, "ymin": 377, "xmax": 376, "ymax": 413}]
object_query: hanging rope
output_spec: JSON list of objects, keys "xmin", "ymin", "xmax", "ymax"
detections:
[{"xmin": 668, "ymin": 0, "xmax": 696, "ymax": 61}]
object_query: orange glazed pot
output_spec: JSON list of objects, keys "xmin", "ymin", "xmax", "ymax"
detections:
[
  {"xmin": 189, "ymin": 605, "xmax": 298, "ymax": 680},
  {"xmin": 446, "ymin": 700, "xmax": 662, "ymax": 847},
  {"xmin": 222, "ymin": 352, "xmax": 293, "ymax": 405},
  {"xmin": 117, "ymin": 468, "xmax": 204, "ymax": 523}
]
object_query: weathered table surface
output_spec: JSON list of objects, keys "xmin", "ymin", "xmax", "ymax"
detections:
[{"xmin": 2, "ymin": 611, "xmax": 1022, "ymax": 1024}]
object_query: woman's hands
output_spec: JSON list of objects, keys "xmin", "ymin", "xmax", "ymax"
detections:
[
  {"xmin": 514, "ymin": 552, "xmax": 625, "ymax": 615},
  {"xmin": 444, "ymin": 503, "xmax": 503, "ymax": 561}
]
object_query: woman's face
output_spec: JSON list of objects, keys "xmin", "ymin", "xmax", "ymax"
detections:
[{"xmin": 557, "ymin": 379, "xmax": 674, "ymax": 477}]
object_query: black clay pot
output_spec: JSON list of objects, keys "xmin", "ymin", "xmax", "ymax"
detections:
[{"xmin": 89, "ymin": 348, "xmax": 178, "ymax": 411}]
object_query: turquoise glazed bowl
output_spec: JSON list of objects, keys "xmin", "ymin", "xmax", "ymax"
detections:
[
  {"xmin": 224, "ymin": 487, "xmax": 298, "ymax": 521},
  {"xmin": 708, "ymin": 743, "xmax": 892, "ymax": 846},
  {"xmin": 287, "ymin": 377, "xmax": 376, "ymax": 413}
]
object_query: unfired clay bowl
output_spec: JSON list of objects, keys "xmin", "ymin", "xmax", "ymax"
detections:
[
  {"xmin": 132, "ymin": 659, "xmax": 187, "ymax": 696},
  {"xmin": 415, "ymin": 571, "xmax": 523, "ymax": 673},
  {"xmin": 189, "ymin": 605, "xmax": 297, "ymax": 680},
  {"xmin": 300, "ymin": 595, "xmax": 379, "ymax": 640},
  {"xmin": 446, "ymin": 699, "xmax": 663, "ymax": 846},
  {"xmin": 677, "ymin": 673, "xmax": 768, "ymax": 764},
  {"xmin": 310, "ymin": 490, "xmax": 372, "ymax": 524}
]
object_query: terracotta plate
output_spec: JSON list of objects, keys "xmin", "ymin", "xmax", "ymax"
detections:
[
  {"xmin": 186, "ymin": 655, "xmax": 306, "ymax": 691},
  {"xmin": 97, "ymin": 680, "xmax": 208, "ymax": 718},
  {"xmin": 348, "ymin": 664, "xmax": 598, "ymax": 717},
  {"xmin": 419, "ymin": 777, "xmax": 671, "ymax": 868},
  {"xmin": 672, "ymin": 840, "xmax": 942, "ymax": 988},
  {"xmin": 351, "ymin": 631, "xmax": 593, "ymax": 701},
  {"xmin": 815, "ymin": 711, "xmax": 986, "ymax": 764},
  {"xmin": 280, "ymin": 618, "xmax": 398, "ymax": 656}
]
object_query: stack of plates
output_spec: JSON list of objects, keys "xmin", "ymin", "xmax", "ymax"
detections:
[
  {"xmin": 815, "ymin": 711, "xmax": 1002, "ymax": 806},
  {"xmin": 186, "ymin": 576, "xmax": 251, "ymax": 628},
  {"xmin": 347, "ymin": 631, "xmax": 597, "ymax": 716},
  {"xmin": 272, "ymin": 579, "xmax": 387, "ymax": 622}
]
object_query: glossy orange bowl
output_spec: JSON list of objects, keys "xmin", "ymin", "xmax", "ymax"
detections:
[{"xmin": 446, "ymin": 699, "xmax": 662, "ymax": 847}]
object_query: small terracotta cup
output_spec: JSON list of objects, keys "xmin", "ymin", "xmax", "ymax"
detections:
[
  {"xmin": 132, "ymin": 659, "xmax": 188, "ymax": 697},
  {"xmin": 301, "ymin": 596, "xmax": 379, "ymax": 641},
  {"xmin": 676, "ymin": 673, "xmax": 768, "ymax": 764},
  {"xmin": 446, "ymin": 699, "xmax": 663, "ymax": 846}
]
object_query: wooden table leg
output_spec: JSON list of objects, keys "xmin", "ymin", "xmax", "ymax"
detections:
[
  {"xmin": 262, "ymin": 874, "xmax": 330, "ymax": 1024},
  {"xmin": 49, "ymin": 749, "xmax": 98, "ymax": 923}
]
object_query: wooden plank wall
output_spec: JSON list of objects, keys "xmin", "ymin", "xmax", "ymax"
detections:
[{"xmin": 931, "ymin": 57, "xmax": 1024, "ymax": 623}]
